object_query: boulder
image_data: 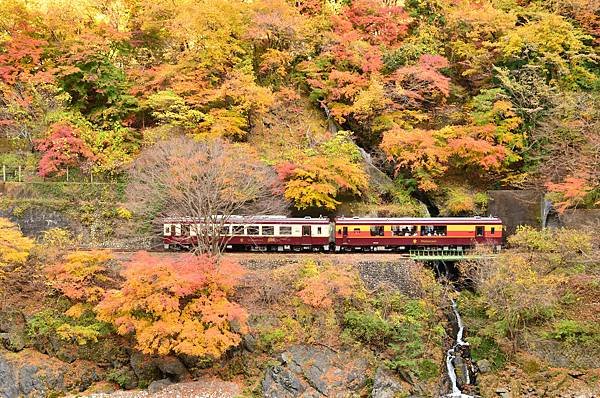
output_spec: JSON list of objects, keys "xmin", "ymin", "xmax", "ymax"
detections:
[
  {"xmin": 477, "ymin": 359, "xmax": 492, "ymax": 374},
  {"xmin": 148, "ymin": 378, "xmax": 173, "ymax": 393},
  {"xmin": 130, "ymin": 351, "xmax": 161, "ymax": 386},
  {"xmin": 0, "ymin": 348, "xmax": 102, "ymax": 397},
  {"xmin": 0, "ymin": 354, "xmax": 18, "ymax": 398},
  {"xmin": 155, "ymin": 356, "xmax": 190, "ymax": 381},
  {"xmin": 371, "ymin": 367, "xmax": 407, "ymax": 398},
  {"xmin": 263, "ymin": 345, "xmax": 369, "ymax": 398}
]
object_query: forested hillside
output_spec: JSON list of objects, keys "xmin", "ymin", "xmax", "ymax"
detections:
[
  {"xmin": 1, "ymin": 1, "xmax": 600, "ymax": 397},
  {"xmin": 1, "ymin": 0, "xmax": 598, "ymax": 214}
]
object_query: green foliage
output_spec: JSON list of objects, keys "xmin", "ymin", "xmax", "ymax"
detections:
[
  {"xmin": 467, "ymin": 335, "xmax": 507, "ymax": 370},
  {"xmin": 545, "ymin": 320, "xmax": 600, "ymax": 345},
  {"xmin": 343, "ymin": 294, "xmax": 443, "ymax": 381},
  {"xmin": 27, "ymin": 307, "xmax": 112, "ymax": 346}
]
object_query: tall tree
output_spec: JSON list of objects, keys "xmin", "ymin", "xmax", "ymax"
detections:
[{"xmin": 127, "ymin": 136, "xmax": 286, "ymax": 254}]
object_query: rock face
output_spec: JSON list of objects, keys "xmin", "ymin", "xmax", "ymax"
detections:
[
  {"xmin": 262, "ymin": 345, "xmax": 369, "ymax": 398},
  {"xmin": 0, "ymin": 348, "xmax": 102, "ymax": 397},
  {"xmin": 371, "ymin": 367, "xmax": 407, "ymax": 398}
]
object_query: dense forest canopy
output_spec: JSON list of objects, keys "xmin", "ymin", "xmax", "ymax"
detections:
[{"xmin": 0, "ymin": 0, "xmax": 598, "ymax": 214}]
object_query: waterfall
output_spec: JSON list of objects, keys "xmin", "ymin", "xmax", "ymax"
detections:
[{"xmin": 444, "ymin": 299, "xmax": 475, "ymax": 398}]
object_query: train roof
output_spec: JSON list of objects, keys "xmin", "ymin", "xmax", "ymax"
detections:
[
  {"xmin": 334, "ymin": 216, "xmax": 502, "ymax": 225},
  {"xmin": 163, "ymin": 215, "xmax": 330, "ymax": 224}
]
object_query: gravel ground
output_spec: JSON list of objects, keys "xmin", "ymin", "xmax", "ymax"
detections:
[{"xmin": 70, "ymin": 380, "xmax": 241, "ymax": 398}]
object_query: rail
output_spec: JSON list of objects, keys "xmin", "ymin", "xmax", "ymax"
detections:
[{"xmin": 408, "ymin": 249, "xmax": 497, "ymax": 261}]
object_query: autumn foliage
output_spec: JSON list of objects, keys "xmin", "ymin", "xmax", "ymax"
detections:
[
  {"xmin": 45, "ymin": 250, "xmax": 113, "ymax": 304},
  {"xmin": 34, "ymin": 122, "xmax": 96, "ymax": 177},
  {"xmin": 0, "ymin": 218, "xmax": 35, "ymax": 274},
  {"xmin": 95, "ymin": 252, "xmax": 248, "ymax": 358}
]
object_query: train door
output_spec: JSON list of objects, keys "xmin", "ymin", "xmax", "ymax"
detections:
[{"xmin": 302, "ymin": 225, "xmax": 312, "ymax": 245}]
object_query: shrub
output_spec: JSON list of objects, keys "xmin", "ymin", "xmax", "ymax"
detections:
[
  {"xmin": 45, "ymin": 250, "xmax": 113, "ymax": 304},
  {"xmin": 0, "ymin": 217, "xmax": 35, "ymax": 277},
  {"xmin": 545, "ymin": 320, "xmax": 600, "ymax": 344},
  {"xmin": 343, "ymin": 310, "xmax": 392, "ymax": 348},
  {"xmin": 95, "ymin": 252, "xmax": 248, "ymax": 358},
  {"xmin": 296, "ymin": 262, "xmax": 360, "ymax": 309}
]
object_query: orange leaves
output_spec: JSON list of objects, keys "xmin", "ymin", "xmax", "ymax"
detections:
[
  {"xmin": 0, "ymin": 23, "xmax": 51, "ymax": 86},
  {"xmin": 334, "ymin": 0, "xmax": 409, "ymax": 48},
  {"xmin": 386, "ymin": 55, "xmax": 450, "ymax": 108},
  {"xmin": 95, "ymin": 252, "xmax": 248, "ymax": 358},
  {"xmin": 381, "ymin": 125, "xmax": 508, "ymax": 191},
  {"xmin": 546, "ymin": 176, "xmax": 594, "ymax": 213},
  {"xmin": 295, "ymin": 261, "xmax": 359, "ymax": 310},
  {"xmin": 45, "ymin": 250, "xmax": 113, "ymax": 304}
]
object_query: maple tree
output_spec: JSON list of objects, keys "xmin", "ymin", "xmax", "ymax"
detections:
[
  {"xmin": 45, "ymin": 250, "xmax": 113, "ymax": 305},
  {"xmin": 34, "ymin": 122, "xmax": 96, "ymax": 177},
  {"xmin": 276, "ymin": 131, "xmax": 369, "ymax": 210},
  {"xmin": 95, "ymin": 251, "xmax": 248, "ymax": 358}
]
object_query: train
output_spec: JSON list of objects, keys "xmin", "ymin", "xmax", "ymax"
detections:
[{"xmin": 163, "ymin": 215, "xmax": 503, "ymax": 252}]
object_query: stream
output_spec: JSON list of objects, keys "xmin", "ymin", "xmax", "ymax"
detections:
[{"xmin": 444, "ymin": 299, "xmax": 476, "ymax": 397}]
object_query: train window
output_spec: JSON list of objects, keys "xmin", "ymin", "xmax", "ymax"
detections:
[
  {"xmin": 370, "ymin": 226, "xmax": 384, "ymax": 236},
  {"xmin": 232, "ymin": 225, "xmax": 244, "ymax": 235},
  {"xmin": 164, "ymin": 224, "xmax": 171, "ymax": 236},
  {"xmin": 392, "ymin": 226, "xmax": 402, "ymax": 236},
  {"xmin": 220, "ymin": 226, "xmax": 230, "ymax": 235},
  {"xmin": 247, "ymin": 226, "xmax": 259, "ymax": 235},
  {"xmin": 354, "ymin": 228, "xmax": 361, "ymax": 233},
  {"xmin": 343, "ymin": 227, "xmax": 348, "ymax": 236},
  {"xmin": 317, "ymin": 227, "xmax": 322, "ymax": 235},
  {"xmin": 182, "ymin": 224, "xmax": 190, "ymax": 236},
  {"xmin": 421, "ymin": 226, "xmax": 435, "ymax": 236},
  {"xmin": 302, "ymin": 226, "xmax": 311, "ymax": 236},
  {"xmin": 476, "ymin": 226, "xmax": 484, "ymax": 237},
  {"xmin": 433, "ymin": 226, "xmax": 447, "ymax": 236},
  {"xmin": 279, "ymin": 226, "xmax": 292, "ymax": 235},
  {"xmin": 262, "ymin": 226, "xmax": 274, "ymax": 235},
  {"xmin": 171, "ymin": 225, "xmax": 177, "ymax": 236},
  {"xmin": 491, "ymin": 227, "xmax": 495, "ymax": 234}
]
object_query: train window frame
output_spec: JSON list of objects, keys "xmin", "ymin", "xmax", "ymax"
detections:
[
  {"xmin": 370, "ymin": 225, "xmax": 384, "ymax": 236},
  {"xmin": 433, "ymin": 226, "xmax": 447, "ymax": 236},
  {"xmin": 302, "ymin": 225, "xmax": 311, "ymax": 236},
  {"xmin": 247, "ymin": 226, "xmax": 259, "ymax": 235},
  {"xmin": 164, "ymin": 224, "xmax": 171, "ymax": 236},
  {"xmin": 232, "ymin": 225, "xmax": 244, "ymax": 235},
  {"xmin": 262, "ymin": 226, "xmax": 274, "ymax": 236},
  {"xmin": 182, "ymin": 224, "xmax": 190, "ymax": 236},
  {"xmin": 491, "ymin": 227, "xmax": 495, "ymax": 234},
  {"xmin": 279, "ymin": 226, "xmax": 292, "ymax": 235},
  {"xmin": 220, "ymin": 226, "xmax": 230, "ymax": 236},
  {"xmin": 420, "ymin": 225, "xmax": 435, "ymax": 236},
  {"xmin": 476, "ymin": 226, "xmax": 484, "ymax": 237}
]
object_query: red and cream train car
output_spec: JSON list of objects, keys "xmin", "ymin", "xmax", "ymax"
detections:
[
  {"xmin": 334, "ymin": 216, "xmax": 503, "ymax": 252},
  {"xmin": 163, "ymin": 215, "xmax": 331, "ymax": 251}
]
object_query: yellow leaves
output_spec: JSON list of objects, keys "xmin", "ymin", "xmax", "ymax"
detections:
[
  {"xmin": 0, "ymin": 217, "xmax": 35, "ymax": 272},
  {"xmin": 45, "ymin": 250, "xmax": 113, "ymax": 304},
  {"xmin": 349, "ymin": 77, "xmax": 390, "ymax": 122},
  {"xmin": 56, "ymin": 323, "xmax": 101, "ymax": 345}
]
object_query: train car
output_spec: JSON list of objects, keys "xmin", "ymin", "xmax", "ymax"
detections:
[
  {"xmin": 163, "ymin": 215, "xmax": 331, "ymax": 251},
  {"xmin": 334, "ymin": 216, "xmax": 503, "ymax": 252}
]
